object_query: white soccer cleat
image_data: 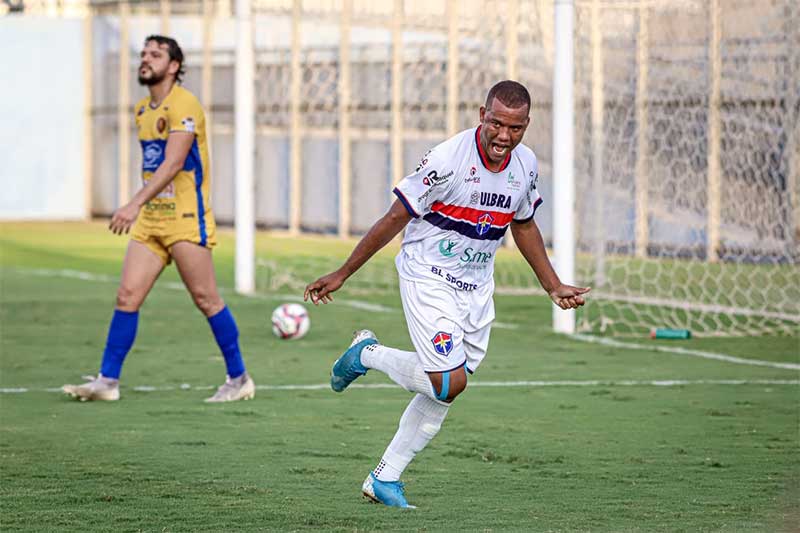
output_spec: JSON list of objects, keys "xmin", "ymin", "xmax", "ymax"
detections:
[
  {"xmin": 62, "ymin": 374, "xmax": 120, "ymax": 402},
  {"xmin": 350, "ymin": 329, "xmax": 378, "ymax": 347},
  {"xmin": 204, "ymin": 373, "xmax": 255, "ymax": 403}
]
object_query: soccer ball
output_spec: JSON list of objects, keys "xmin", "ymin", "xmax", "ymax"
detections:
[{"xmin": 271, "ymin": 303, "xmax": 310, "ymax": 340}]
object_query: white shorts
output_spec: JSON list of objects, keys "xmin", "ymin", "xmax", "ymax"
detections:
[{"xmin": 399, "ymin": 276, "xmax": 495, "ymax": 374}]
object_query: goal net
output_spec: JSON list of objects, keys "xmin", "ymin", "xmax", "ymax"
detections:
[{"xmin": 569, "ymin": 0, "xmax": 799, "ymax": 337}]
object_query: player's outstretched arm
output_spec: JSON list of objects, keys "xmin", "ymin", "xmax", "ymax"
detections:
[
  {"xmin": 304, "ymin": 200, "xmax": 412, "ymax": 305},
  {"xmin": 511, "ymin": 218, "xmax": 590, "ymax": 310},
  {"xmin": 109, "ymin": 131, "xmax": 195, "ymax": 235}
]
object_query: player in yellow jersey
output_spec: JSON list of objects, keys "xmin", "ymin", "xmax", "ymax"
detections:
[{"xmin": 63, "ymin": 35, "xmax": 255, "ymax": 402}]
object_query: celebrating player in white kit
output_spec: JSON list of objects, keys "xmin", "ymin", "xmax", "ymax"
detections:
[{"xmin": 304, "ymin": 81, "xmax": 589, "ymax": 508}]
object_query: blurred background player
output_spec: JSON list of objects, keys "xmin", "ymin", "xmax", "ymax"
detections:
[
  {"xmin": 63, "ymin": 35, "xmax": 255, "ymax": 403},
  {"xmin": 304, "ymin": 81, "xmax": 589, "ymax": 507}
]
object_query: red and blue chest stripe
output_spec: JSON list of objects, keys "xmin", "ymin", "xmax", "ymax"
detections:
[{"xmin": 423, "ymin": 201, "xmax": 515, "ymax": 241}]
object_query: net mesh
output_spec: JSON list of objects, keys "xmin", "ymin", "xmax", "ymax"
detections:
[{"xmin": 573, "ymin": 0, "xmax": 799, "ymax": 336}]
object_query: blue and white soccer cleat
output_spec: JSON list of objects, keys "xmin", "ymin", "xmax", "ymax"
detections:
[
  {"xmin": 330, "ymin": 330, "xmax": 377, "ymax": 392},
  {"xmin": 362, "ymin": 472, "xmax": 416, "ymax": 509}
]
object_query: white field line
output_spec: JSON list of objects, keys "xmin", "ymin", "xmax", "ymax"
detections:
[
  {"xmin": 569, "ymin": 333, "xmax": 800, "ymax": 371},
  {"xmin": 1, "ymin": 379, "xmax": 798, "ymax": 394},
  {"xmin": 10, "ymin": 268, "xmax": 797, "ymax": 371},
  {"xmin": 13, "ymin": 268, "xmax": 396, "ymax": 313}
]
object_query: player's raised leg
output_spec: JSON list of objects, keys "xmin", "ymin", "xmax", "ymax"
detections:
[
  {"xmin": 170, "ymin": 241, "xmax": 254, "ymax": 402},
  {"xmin": 63, "ymin": 240, "xmax": 165, "ymax": 401},
  {"xmin": 331, "ymin": 330, "xmax": 468, "ymax": 402}
]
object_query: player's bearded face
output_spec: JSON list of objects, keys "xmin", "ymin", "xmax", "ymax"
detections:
[
  {"xmin": 138, "ymin": 43, "xmax": 173, "ymax": 86},
  {"xmin": 479, "ymin": 99, "xmax": 530, "ymax": 166},
  {"xmin": 138, "ymin": 63, "xmax": 168, "ymax": 85}
]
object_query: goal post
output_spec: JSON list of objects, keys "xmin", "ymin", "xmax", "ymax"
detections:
[
  {"xmin": 234, "ymin": 0, "xmax": 255, "ymax": 294},
  {"xmin": 552, "ymin": 0, "xmax": 577, "ymax": 334}
]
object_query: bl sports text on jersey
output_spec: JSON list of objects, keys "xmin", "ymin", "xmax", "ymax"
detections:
[{"xmin": 430, "ymin": 266, "xmax": 479, "ymax": 291}]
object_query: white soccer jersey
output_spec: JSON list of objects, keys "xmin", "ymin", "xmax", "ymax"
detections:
[{"xmin": 394, "ymin": 126, "xmax": 542, "ymax": 291}]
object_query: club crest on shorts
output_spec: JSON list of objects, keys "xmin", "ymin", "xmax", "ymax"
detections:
[
  {"xmin": 431, "ymin": 331, "xmax": 453, "ymax": 356},
  {"xmin": 476, "ymin": 213, "xmax": 494, "ymax": 236}
]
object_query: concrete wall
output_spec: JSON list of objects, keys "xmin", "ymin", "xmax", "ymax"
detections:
[{"xmin": 0, "ymin": 17, "xmax": 87, "ymax": 220}]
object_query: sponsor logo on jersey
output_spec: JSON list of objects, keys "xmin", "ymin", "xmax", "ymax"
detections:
[
  {"xmin": 507, "ymin": 171, "xmax": 521, "ymax": 190},
  {"xmin": 479, "ymin": 192, "xmax": 512, "ymax": 209},
  {"xmin": 431, "ymin": 331, "xmax": 453, "ymax": 356},
  {"xmin": 470, "ymin": 191, "xmax": 480, "ymax": 204},
  {"xmin": 465, "ymin": 166, "xmax": 480, "ymax": 184},
  {"xmin": 476, "ymin": 213, "xmax": 494, "ymax": 236},
  {"xmin": 530, "ymin": 171, "xmax": 539, "ymax": 190},
  {"xmin": 430, "ymin": 266, "xmax": 479, "ymax": 290},
  {"xmin": 143, "ymin": 142, "xmax": 164, "ymax": 170},
  {"xmin": 438, "ymin": 238, "xmax": 458, "ymax": 257},
  {"xmin": 415, "ymin": 150, "xmax": 432, "ymax": 172},
  {"xmin": 460, "ymin": 247, "xmax": 492, "ymax": 264},
  {"xmin": 417, "ymin": 188, "xmax": 435, "ymax": 204},
  {"xmin": 156, "ymin": 117, "xmax": 167, "ymax": 133},
  {"xmin": 181, "ymin": 117, "xmax": 196, "ymax": 133},
  {"xmin": 156, "ymin": 181, "xmax": 175, "ymax": 199},
  {"xmin": 422, "ymin": 169, "xmax": 453, "ymax": 187},
  {"xmin": 144, "ymin": 201, "xmax": 176, "ymax": 213}
]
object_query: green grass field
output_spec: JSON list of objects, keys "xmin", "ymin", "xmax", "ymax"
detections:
[{"xmin": 1, "ymin": 222, "xmax": 798, "ymax": 532}]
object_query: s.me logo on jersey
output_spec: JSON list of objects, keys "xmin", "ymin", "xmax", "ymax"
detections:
[
  {"xmin": 431, "ymin": 331, "xmax": 453, "ymax": 356},
  {"xmin": 438, "ymin": 238, "xmax": 457, "ymax": 257},
  {"xmin": 476, "ymin": 213, "xmax": 494, "ymax": 236}
]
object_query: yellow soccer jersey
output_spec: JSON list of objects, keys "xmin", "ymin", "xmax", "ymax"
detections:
[{"xmin": 132, "ymin": 84, "xmax": 215, "ymax": 245}]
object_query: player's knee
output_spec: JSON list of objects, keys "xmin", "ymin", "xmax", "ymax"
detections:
[
  {"xmin": 115, "ymin": 285, "xmax": 143, "ymax": 311},
  {"xmin": 428, "ymin": 366, "xmax": 468, "ymax": 403},
  {"xmin": 447, "ymin": 372, "xmax": 467, "ymax": 400},
  {"xmin": 190, "ymin": 288, "xmax": 224, "ymax": 316}
]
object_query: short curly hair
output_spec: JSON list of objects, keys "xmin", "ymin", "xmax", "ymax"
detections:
[
  {"xmin": 144, "ymin": 35, "xmax": 185, "ymax": 84},
  {"xmin": 485, "ymin": 80, "xmax": 531, "ymax": 112}
]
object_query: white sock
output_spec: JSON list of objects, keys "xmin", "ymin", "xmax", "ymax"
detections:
[
  {"xmin": 374, "ymin": 393, "xmax": 450, "ymax": 482},
  {"xmin": 361, "ymin": 344, "xmax": 439, "ymax": 401}
]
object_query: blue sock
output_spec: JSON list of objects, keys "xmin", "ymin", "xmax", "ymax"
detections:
[
  {"xmin": 99, "ymin": 309, "xmax": 139, "ymax": 379},
  {"xmin": 208, "ymin": 306, "xmax": 246, "ymax": 378}
]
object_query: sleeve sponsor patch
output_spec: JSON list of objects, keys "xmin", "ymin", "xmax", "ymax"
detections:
[{"xmin": 181, "ymin": 117, "xmax": 196, "ymax": 133}]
